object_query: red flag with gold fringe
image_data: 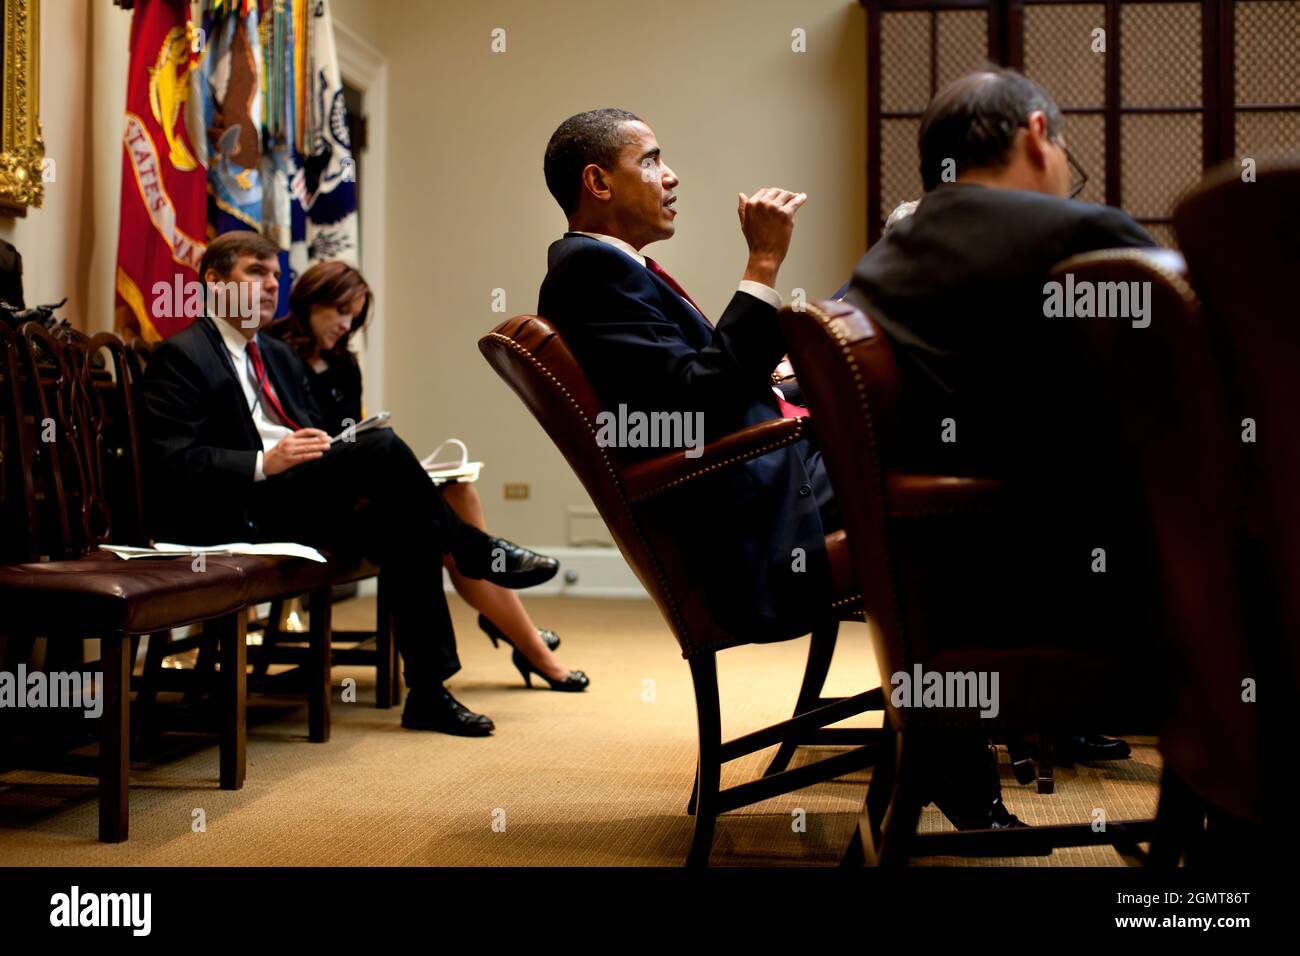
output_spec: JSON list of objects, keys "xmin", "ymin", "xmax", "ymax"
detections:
[{"xmin": 113, "ymin": 0, "xmax": 208, "ymax": 343}]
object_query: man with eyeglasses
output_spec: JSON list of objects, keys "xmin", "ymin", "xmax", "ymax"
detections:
[
  {"xmin": 846, "ymin": 66, "xmax": 1150, "ymax": 477},
  {"xmin": 839, "ymin": 68, "xmax": 1158, "ymax": 827}
]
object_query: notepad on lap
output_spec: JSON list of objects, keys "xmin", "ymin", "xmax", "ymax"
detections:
[{"xmin": 330, "ymin": 411, "xmax": 392, "ymax": 444}]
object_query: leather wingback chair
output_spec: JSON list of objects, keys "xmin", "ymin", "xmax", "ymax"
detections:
[
  {"xmin": 779, "ymin": 297, "xmax": 1162, "ymax": 865},
  {"xmin": 1173, "ymin": 161, "xmax": 1299, "ymax": 851},
  {"xmin": 480, "ymin": 315, "xmax": 882, "ymax": 865},
  {"xmin": 1055, "ymin": 248, "xmax": 1262, "ymax": 854}
]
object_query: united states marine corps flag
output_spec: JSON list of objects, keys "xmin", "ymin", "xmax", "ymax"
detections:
[{"xmin": 113, "ymin": 0, "xmax": 208, "ymax": 343}]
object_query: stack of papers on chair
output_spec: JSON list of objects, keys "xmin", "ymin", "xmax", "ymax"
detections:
[{"xmin": 98, "ymin": 542, "xmax": 328, "ymax": 563}]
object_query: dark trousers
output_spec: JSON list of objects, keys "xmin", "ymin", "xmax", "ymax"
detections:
[{"xmin": 249, "ymin": 428, "xmax": 483, "ymax": 689}]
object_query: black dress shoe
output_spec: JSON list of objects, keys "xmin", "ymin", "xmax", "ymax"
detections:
[
  {"xmin": 478, "ymin": 613, "xmax": 561, "ymax": 652},
  {"xmin": 1065, "ymin": 734, "xmax": 1132, "ymax": 762},
  {"xmin": 400, "ymin": 687, "xmax": 495, "ymax": 736},
  {"xmin": 470, "ymin": 537, "xmax": 559, "ymax": 589},
  {"xmin": 510, "ymin": 648, "xmax": 590, "ymax": 692},
  {"xmin": 924, "ymin": 738, "xmax": 1029, "ymax": 830},
  {"xmin": 932, "ymin": 792, "xmax": 1028, "ymax": 830}
]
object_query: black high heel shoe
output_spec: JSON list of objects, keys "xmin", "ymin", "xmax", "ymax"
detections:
[
  {"xmin": 478, "ymin": 613, "xmax": 560, "ymax": 652},
  {"xmin": 511, "ymin": 648, "xmax": 589, "ymax": 692}
]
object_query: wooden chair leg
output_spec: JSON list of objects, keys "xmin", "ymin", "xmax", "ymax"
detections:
[
  {"xmin": 184, "ymin": 625, "xmax": 218, "ymax": 705},
  {"xmin": 254, "ymin": 598, "xmax": 285, "ymax": 679},
  {"xmin": 840, "ymin": 821, "xmax": 866, "ymax": 867},
  {"xmin": 763, "ymin": 620, "xmax": 839, "ymax": 777},
  {"xmin": 1036, "ymin": 736, "xmax": 1055, "ymax": 794},
  {"xmin": 875, "ymin": 729, "xmax": 923, "ymax": 868},
  {"xmin": 133, "ymin": 630, "xmax": 170, "ymax": 744},
  {"xmin": 865, "ymin": 727, "xmax": 897, "ymax": 848},
  {"xmin": 99, "ymin": 633, "xmax": 131, "ymax": 843},
  {"xmin": 1150, "ymin": 766, "xmax": 1205, "ymax": 867},
  {"xmin": 686, "ymin": 653, "xmax": 721, "ymax": 867},
  {"xmin": 375, "ymin": 574, "xmax": 393, "ymax": 709},
  {"xmin": 686, "ymin": 762, "xmax": 698, "ymax": 815},
  {"xmin": 308, "ymin": 587, "xmax": 332, "ymax": 742},
  {"xmin": 217, "ymin": 613, "xmax": 247, "ymax": 790}
]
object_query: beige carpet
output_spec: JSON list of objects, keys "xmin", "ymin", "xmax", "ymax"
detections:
[{"xmin": 0, "ymin": 596, "xmax": 1159, "ymax": 866}]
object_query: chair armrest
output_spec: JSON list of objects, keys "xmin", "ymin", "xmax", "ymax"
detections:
[
  {"xmin": 884, "ymin": 474, "xmax": 1007, "ymax": 517},
  {"xmin": 621, "ymin": 417, "xmax": 806, "ymax": 502}
]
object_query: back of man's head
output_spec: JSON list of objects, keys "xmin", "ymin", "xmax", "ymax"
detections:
[
  {"xmin": 918, "ymin": 67, "xmax": 1063, "ymax": 192},
  {"xmin": 543, "ymin": 107, "xmax": 642, "ymax": 216}
]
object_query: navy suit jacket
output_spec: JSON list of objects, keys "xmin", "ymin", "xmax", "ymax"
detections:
[
  {"xmin": 538, "ymin": 233, "xmax": 831, "ymax": 642},
  {"xmin": 141, "ymin": 315, "xmax": 325, "ymax": 544}
]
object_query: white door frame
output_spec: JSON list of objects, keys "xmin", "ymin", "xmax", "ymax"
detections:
[{"xmin": 334, "ymin": 19, "xmax": 388, "ymax": 414}]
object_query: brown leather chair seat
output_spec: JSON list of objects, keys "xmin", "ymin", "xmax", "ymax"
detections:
[
  {"xmin": 0, "ymin": 551, "xmax": 250, "ymax": 635},
  {"xmin": 205, "ymin": 551, "xmax": 379, "ymax": 603}
]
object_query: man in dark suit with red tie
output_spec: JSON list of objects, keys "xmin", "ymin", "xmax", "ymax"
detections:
[
  {"xmin": 537, "ymin": 109, "xmax": 836, "ymax": 652},
  {"xmin": 536, "ymin": 108, "xmax": 1035, "ymax": 831},
  {"xmin": 142, "ymin": 232, "xmax": 558, "ymax": 736}
]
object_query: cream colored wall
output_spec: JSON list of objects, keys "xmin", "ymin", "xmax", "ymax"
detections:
[
  {"xmin": 371, "ymin": 0, "xmax": 865, "ymax": 546},
  {"xmin": 0, "ymin": 0, "xmax": 94, "ymax": 322}
]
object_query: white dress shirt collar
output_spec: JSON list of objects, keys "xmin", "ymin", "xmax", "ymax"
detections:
[{"xmin": 212, "ymin": 313, "xmax": 257, "ymax": 358}]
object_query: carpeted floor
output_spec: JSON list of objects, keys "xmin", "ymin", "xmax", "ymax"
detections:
[{"xmin": 0, "ymin": 596, "xmax": 1160, "ymax": 866}]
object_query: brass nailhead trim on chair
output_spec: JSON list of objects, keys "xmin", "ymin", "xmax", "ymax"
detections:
[
  {"xmin": 627, "ymin": 426, "xmax": 805, "ymax": 503},
  {"xmin": 800, "ymin": 302, "xmax": 909, "ymax": 649},
  {"xmin": 483, "ymin": 331, "xmax": 698, "ymax": 655}
]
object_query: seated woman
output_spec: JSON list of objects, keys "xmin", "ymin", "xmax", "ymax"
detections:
[{"xmin": 270, "ymin": 261, "xmax": 588, "ymax": 691}]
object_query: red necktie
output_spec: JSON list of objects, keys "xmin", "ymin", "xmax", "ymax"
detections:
[
  {"xmin": 644, "ymin": 258, "xmax": 808, "ymax": 420},
  {"xmin": 246, "ymin": 338, "xmax": 302, "ymax": 431},
  {"xmin": 645, "ymin": 257, "xmax": 710, "ymax": 323}
]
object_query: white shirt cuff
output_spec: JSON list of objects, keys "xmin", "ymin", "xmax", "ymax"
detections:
[
  {"xmin": 737, "ymin": 280, "xmax": 782, "ymax": 310},
  {"xmin": 254, "ymin": 450, "xmax": 266, "ymax": 482}
]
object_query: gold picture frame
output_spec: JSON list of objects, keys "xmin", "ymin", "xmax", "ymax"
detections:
[{"xmin": 0, "ymin": 0, "xmax": 43, "ymax": 214}]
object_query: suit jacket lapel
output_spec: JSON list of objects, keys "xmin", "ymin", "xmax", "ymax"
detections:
[
  {"xmin": 198, "ymin": 316, "xmax": 264, "ymax": 446},
  {"xmin": 260, "ymin": 342, "xmax": 315, "ymax": 430},
  {"xmin": 644, "ymin": 268, "xmax": 714, "ymax": 348}
]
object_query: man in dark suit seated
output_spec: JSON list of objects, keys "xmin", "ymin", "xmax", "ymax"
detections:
[
  {"xmin": 141, "ymin": 231, "xmax": 558, "ymax": 737},
  {"xmin": 536, "ymin": 109, "xmax": 1023, "ymax": 829},
  {"xmin": 845, "ymin": 68, "xmax": 1160, "ymax": 768},
  {"xmin": 538, "ymin": 108, "xmax": 826, "ymax": 647}
]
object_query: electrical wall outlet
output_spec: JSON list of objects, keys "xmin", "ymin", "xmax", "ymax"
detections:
[{"xmin": 503, "ymin": 482, "xmax": 530, "ymax": 500}]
